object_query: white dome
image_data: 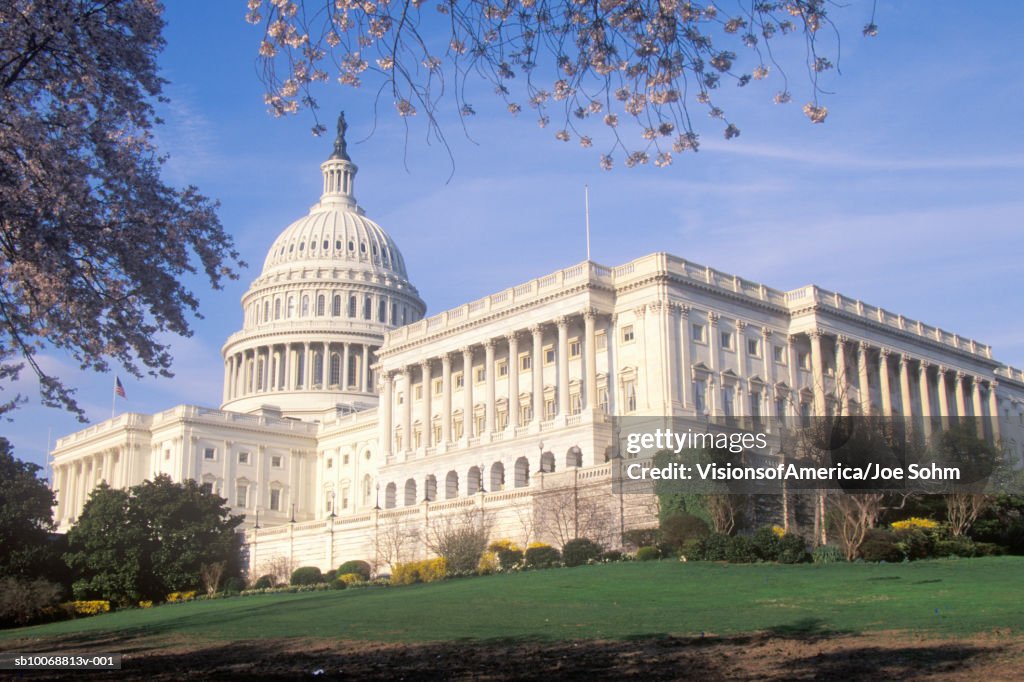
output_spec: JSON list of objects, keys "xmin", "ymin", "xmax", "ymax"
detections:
[{"xmin": 262, "ymin": 207, "xmax": 409, "ymax": 279}]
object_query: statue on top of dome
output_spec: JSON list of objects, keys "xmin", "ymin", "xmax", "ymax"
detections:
[{"xmin": 332, "ymin": 111, "xmax": 350, "ymax": 161}]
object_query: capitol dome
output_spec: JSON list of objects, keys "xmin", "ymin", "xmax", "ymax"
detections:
[{"xmin": 220, "ymin": 113, "xmax": 426, "ymax": 419}]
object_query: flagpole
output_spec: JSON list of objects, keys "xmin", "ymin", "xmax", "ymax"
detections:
[
  {"xmin": 584, "ymin": 184, "xmax": 591, "ymax": 261},
  {"xmin": 111, "ymin": 376, "xmax": 116, "ymax": 420}
]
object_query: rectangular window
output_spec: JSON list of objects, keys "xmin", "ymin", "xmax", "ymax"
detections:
[
  {"xmin": 236, "ymin": 484, "xmax": 248, "ymax": 509},
  {"xmin": 624, "ymin": 380, "xmax": 637, "ymax": 413},
  {"xmin": 750, "ymin": 392, "xmax": 762, "ymax": 424},
  {"xmin": 798, "ymin": 351, "xmax": 810, "ymax": 370},
  {"xmin": 519, "ymin": 353, "xmax": 532, "ymax": 371},
  {"xmin": 694, "ymin": 380, "xmax": 707, "ymax": 414},
  {"xmin": 722, "ymin": 386, "xmax": 735, "ymax": 416},
  {"xmin": 497, "ymin": 409, "xmax": 508, "ymax": 430},
  {"xmin": 238, "ymin": 451, "xmax": 250, "ymax": 465},
  {"xmin": 453, "ymin": 418, "xmax": 464, "ymax": 440},
  {"xmin": 569, "ymin": 339, "xmax": 581, "ymax": 358},
  {"xmin": 326, "ymin": 458, "xmax": 333, "ymax": 469},
  {"xmin": 622, "ymin": 325, "xmax": 635, "ymax": 343},
  {"xmin": 520, "ymin": 403, "xmax": 533, "ymax": 424},
  {"xmin": 271, "ymin": 455, "xmax": 283, "ymax": 468},
  {"xmin": 596, "ymin": 330, "xmax": 607, "ymax": 350},
  {"xmin": 598, "ymin": 387, "xmax": 609, "ymax": 414},
  {"xmin": 776, "ymin": 396, "xmax": 788, "ymax": 423},
  {"xmin": 497, "ymin": 360, "xmax": 508, "ymax": 377},
  {"xmin": 455, "ymin": 372, "xmax": 464, "ymax": 389},
  {"xmin": 747, "ymin": 338, "xmax": 760, "ymax": 357},
  {"xmin": 692, "ymin": 323, "xmax": 706, "ymax": 343},
  {"xmin": 433, "ymin": 378, "xmax": 443, "ymax": 395},
  {"xmin": 269, "ymin": 488, "xmax": 281, "ymax": 512},
  {"xmin": 773, "ymin": 345, "xmax": 785, "ymax": 363},
  {"xmin": 474, "ymin": 414, "xmax": 485, "ymax": 436},
  {"xmin": 414, "ymin": 384, "xmax": 423, "ymax": 400},
  {"xmin": 800, "ymin": 401, "xmax": 812, "ymax": 426},
  {"xmin": 543, "ymin": 345, "xmax": 555, "ymax": 365},
  {"xmin": 343, "ymin": 454, "xmax": 350, "ymax": 465},
  {"xmin": 475, "ymin": 366, "xmax": 486, "ymax": 383},
  {"xmin": 544, "ymin": 398, "xmax": 556, "ymax": 420},
  {"xmin": 570, "ymin": 393, "xmax": 582, "ymax": 415},
  {"xmin": 203, "ymin": 447, "xmax": 216, "ymax": 461},
  {"xmin": 164, "ymin": 449, "xmax": 171, "ymax": 461},
  {"xmin": 721, "ymin": 331, "xmax": 734, "ymax": 351},
  {"xmin": 200, "ymin": 482, "xmax": 213, "ymax": 495}
]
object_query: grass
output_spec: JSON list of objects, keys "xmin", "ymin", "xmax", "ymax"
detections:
[{"xmin": 5, "ymin": 557, "xmax": 1024, "ymax": 644}]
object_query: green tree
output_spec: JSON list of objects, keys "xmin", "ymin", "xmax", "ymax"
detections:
[
  {"xmin": 0, "ymin": 0, "xmax": 243, "ymax": 418},
  {"xmin": 65, "ymin": 475, "xmax": 243, "ymax": 604},
  {"xmin": 0, "ymin": 437, "xmax": 56, "ymax": 578}
]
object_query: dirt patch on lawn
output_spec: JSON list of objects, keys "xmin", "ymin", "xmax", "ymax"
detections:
[{"xmin": 3, "ymin": 630, "xmax": 1022, "ymax": 680}]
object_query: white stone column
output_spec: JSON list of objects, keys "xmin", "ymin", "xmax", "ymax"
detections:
[
  {"xmin": 878, "ymin": 350, "xmax": 893, "ymax": 417},
  {"xmin": 421, "ymin": 360, "xmax": 433, "ymax": 446},
  {"xmin": 302, "ymin": 342, "xmax": 311, "ymax": 388},
  {"xmin": 898, "ymin": 355, "xmax": 914, "ymax": 418},
  {"xmin": 954, "ymin": 371, "xmax": 967, "ymax": 419},
  {"xmin": 462, "ymin": 347, "xmax": 474, "ymax": 439},
  {"xmin": 103, "ymin": 450, "xmax": 113, "ymax": 484},
  {"xmin": 971, "ymin": 377, "xmax": 984, "ymax": 420},
  {"xmin": 531, "ymin": 326, "xmax": 544, "ymax": 423},
  {"xmin": 507, "ymin": 333, "xmax": 520, "ymax": 428},
  {"xmin": 918, "ymin": 362, "xmax": 933, "ymax": 438},
  {"xmin": 734, "ymin": 321, "xmax": 748, "ymax": 419},
  {"xmin": 679, "ymin": 306, "xmax": 691, "ymax": 410},
  {"xmin": 556, "ymin": 317, "xmax": 569, "ymax": 417},
  {"xmin": 856, "ymin": 342, "xmax": 872, "ymax": 416},
  {"xmin": 484, "ymin": 340, "xmax": 496, "ymax": 433},
  {"xmin": 222, "ymin": 361, "xmax": 230, "ymax": 403},
  {"xmin": 441, "ymin": 353, "xmax": 453, "ymax": 444},
  {"xmin": 381, "ymin": 372, "xmax": 393, "ymax": 457},
  {"xmin": 362, "ymin": 345, "xmax": 370, "ymax": 392},
  {"xmin": 762, "ymin": 328, "xmax": 775, "ymax": 418},
  {"xmin": 809, "ymin": 331, "xmax": 827, "ymax": 416},
  {"xmin": 936, "ymin": 367, "xmax": 951, "ymax": 431},
  {"xmin": 988, "ymin": 382, "xmax": 1001, "ymax": 444},
  {"xmin": 321, "ymin": 342, "xmax": 330, "ymax": 387},
  {"xmin": 401, "ymin": 368, "xmax": 412, "ymax": 452},
  {"xmin": 341, "ymin": 343, "xmax": 350, "ymax": 389},
  {"xmin": 708, "ymin": 313, "xmax": 720, "ymax": 379},
  {"xmin": 584, "ymin": 309, "xmax": 597, "ymax": 411},
  {"xmin": 834, "ymin": 336, "xmax": 848, "ymax": 409}
]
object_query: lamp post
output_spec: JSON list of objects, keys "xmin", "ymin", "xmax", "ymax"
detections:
[
  {"xmin": 290, "ymin": 503, "xmax": 296, "ymax": 523},
  {"xmin": 374, "ymin": 482, "xmax": 381, "ymax": 510},
  {"xmin": 254, "ymin": 508, "xmax": 260, "ymax": 529},
  {"xmin": 478, "ymin": 463, "xmax": 486, "ymax": 494},
  {"xmin": 328, "ymin": 491, "xmax": 336, "ymax": 518}
]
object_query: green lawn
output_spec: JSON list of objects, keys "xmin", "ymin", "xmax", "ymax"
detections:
[{"xmin": 5, "ymin": 557, "xmax": 1024, "ymax": 644}]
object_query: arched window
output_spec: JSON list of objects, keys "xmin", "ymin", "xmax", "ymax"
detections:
[
  {"xmin": 287, "ymin": 296, "xmax": 295, "ymax": 318},
  {"xmin": 295, "ymin": 352, "xmax": 305, "ymax": 388},
  {"xmin": 445, "ymin": 471, "xmax": 459, "ymax": 499},
  {"xmin": 540, "ymin": 451, "xmax": 555, "ymax": 473},
  {"xmin": 348, "ymin": 295, "xmax": 356, "ymax": 318},
  {"xmin": 468, "ymin": 466, "xmax": 482, "ymax": 494},
  {"xmin": 391, "ymin": 302, "xmax": 398, "ymax": 325},
  {"xmin": 490, "ymin": 462, "xmax": 505, "ymax": 491},
  {"xmin": 263, "ymin": 301, "xmax": 269, "ymax": 322},
  {"xmin": 384, "ymin": 482, "xmax": 396, "ymax": 509},
  {"xmin": 362, "ymin": 474, "xmax": 373, "ymax": 506},
  {"xmin": 363, "ymin": 295, "xmax": 372, "ymax": 320},
  {"xmin": 256, "ymin": 358, "xmax": 264, "ymax": 391},
  {"xmin": 424, "ymin": 475, "xmax": 437, "ymax": 502},
  {"xmin": 316, "ymin": 295, "xmax": 325, "ymax": 316},
  {"xmin": 329, "ymin": 353, "xmax": 341, "ymax": 386},
  {"xmin": 274, "ymin": 299, "xmax": 281, "ymax": 320},
  {"xmin": 514, "ymin": 457, "xmax": 530, "ymax": 488},
  {"xmin": 566, "ymin": 446, "xmax": 582, "ymax": 468},
  {"xmin": 301, "ymin": 295, "xmax": 310, "ymax": 317},
  {"xmin": 332, "ymin": 295, "xmax": 342, "ymax": 316},
  {"xmin": 378, "ymin": 298, "xmax": 387, "ymax": 322},
  {"xmin": 313, "ymin": 352, "xmax": 324, "ymax": 386},
  {"xmin": 404, "ymin": 479, "xmax": 417, "ymax": 506}
]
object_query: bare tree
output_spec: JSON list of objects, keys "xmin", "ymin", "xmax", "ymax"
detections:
[
  {"xmin": 705, "ymin": 493, "xmax": 745, "ymax": 535},
  {"xmin": 945, "ymin": 493, "xmax": 987, "ymax": 538},
  {"xmin": 246, "ymin": 0, "xmax": 877, "ymax": 170},
  {"xmin": 424, "ymin": 508, "xmax": 492, "ymax": 573},
  {"xmin": 533, "ymin": 482, "xmax": 618, "ymax": 548},
  {"xmin": 831, "ymin": 492, "xmax": 883, "ymax": 561},
  {"xmin": 199, "ymin": 561, "xmax": 226, "ymax": 597},
  {"xmin": 256, "ymin": 555, "xmax": 296, "ymax": 585},
  {"xmin": 374, "ymin": 514, "xmax": 420, "ymax": 572}
]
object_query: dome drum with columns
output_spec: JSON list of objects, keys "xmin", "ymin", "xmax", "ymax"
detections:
[{"xmin": 221, "ymin": 113, "xmax": 426, "ymax": 420}]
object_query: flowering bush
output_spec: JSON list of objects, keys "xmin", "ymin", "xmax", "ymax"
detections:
[
  {"xmin": 891, "ymin": 518, "xmax": 940, "ymax": 531},
  {"xmin": 477, "ymin": 551, "xmax": 499, "ymax": 575},
  {"xmin": 771, "ymin": 525, "xmax": 787, "ymax": 538},
  {"xmin": 138, "ymin": 600, "xmax": 153, "ymax": 609},
  {"xmin": 166, "ymin": 591, "xmax": 196, "ymax": 603},
  {"xmin": 338, "ymin": 573, "xmax": 364, "ymax": 586},
  {"xmin": 488, "ymin": 539, "xmax": 521, "ymax": 553},
  {"xmin": 68, "ymin": 600, "xmax": 111, "ymax": 616},
  {"xmin": 390, "ymin": 558, "xmax": 447, "ymax": 585}
]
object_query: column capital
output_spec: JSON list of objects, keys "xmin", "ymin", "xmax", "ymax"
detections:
[
  {"xmin": 633, "ymin": 305, "xmax": 646, "ymax": 319},
  {"xmin": 897, "ymin": 353, "xmax": 911, "ymax": 367},
  {"xmin": 441, "ymin": 352, "xmax": 453, "ymax": 367},
  {"xmin": 400, "ymin": 366, "xmax": 411, "ymax": 377},
  {"xmin": 988, "ymin": 379, "xmax": 999, "ymax": 391},
  {"xmin": 529, "ymin": 324, "xmax": 543, "ymax": 336},
  {"xmin": 835, "ymin": 334, "xmax": 849, "ymax": 345},
  {"xmin": 936, "ymin": 365, "xmax": 948, "ymax": 376},
  {"xmin": 482, "ymin": 338, "xmax": 496, "ymax": 350},
  {"xmin": 761, "ymin": 326, "xmax": 773, "ymax": 338},
  {"xmin": 460, "ymin": 345, "xmax": 473, "ymax": 356},
  {"xmin": 554, "ymin": 315, "xmax": 569, "ymax": 327},
  {"xmin": 808, "ymin": 328, "xmax": 825, "ymax": 340},
  {"xmin": 676, "ymin": 303, "xmax": 690, "ymax": 317},
  {"xmin": 917, "ymin": 360, "xmax": 931, "ymax": 373},
  {"xmin": 955, "ymin": 370, "xmax": 967, "ymax": 380},
  {"xmin": 505, "ymin": 331, "xmax": 521, "ymax": 344},
  {"xmin": 420, "ymin": 359, "xmax": 432, "ymax": 372},
  {"xmin": 858, "ymin": 340, "xmax": 871, "ymax": 353},
  {"xmin": 879, "ymin": 347, "xmax": 891, "ymax": 358},
  {"xmin": 736, "ymin": 320, "xmax": 747, "ymax": 331},
  {"xmin": 582, "ymin": 306, "xmax": 598, "ymax": 320},
  {"xmin": 708, "ymin": 312, "xmax": 720, "ymax": 326},
  {"xmin": 648, "ymin": 300, "xmax": 667, "ymax": 313}
]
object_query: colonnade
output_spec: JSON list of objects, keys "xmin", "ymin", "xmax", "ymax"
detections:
[
  {"xmin": 223, "ymin": 341, "xmax": 376, "ymax": 401},
  {"xmin": 51, "ymin": 448, "xmax": 125, "ymax": 525},
  {"xmin": 380, "ymin": 309, "xmax": 605, "ymax": 457}
]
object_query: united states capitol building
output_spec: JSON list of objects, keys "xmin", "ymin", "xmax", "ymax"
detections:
[{"xmin": 49, "ymin": 121, "xmax": 1024, "ymax": 575}]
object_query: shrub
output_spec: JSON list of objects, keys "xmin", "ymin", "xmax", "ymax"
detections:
[
  {"xmin": 659, "ymin": 513, "xmax": 709, "ymax": 552},
  {"xmin": 893, "ymin": 528, "xmax": 935, "ymax": 561},
  {"xmin": 69, "ymin": 600, "xmax": 111, "ymax": 616},
  {"xmin": 222, "ymin": 577, "xmax": 246, "ymax": 595},
  {"xmin": 338, "ymin": 573, "xmax": 364, "ymax": 586},
  {"xmin": 812, "ymin": 545, "xmax": 844, "ymax": 564},
  {"xmin": 598, "ymin": 550, "xmax": 624, "ymax": 563},
  {"xmin": 329, "ymin": 578, "xmax": 348, "ymax": 590},
  {"xmin": 562, "ymin": 538, "xmax": 603, "ymax": 567},
  {"xmin": 934, "ymin": 537, "xmax": 979, "ymax": 558},
  {"xmin": 622, "ymin": 528, "xmax": 659, "ymax": 550},
  {"xmin": 694, "ymin": 533, "xmax": 732, "ymax": 561},
  {"xmin": 337, "ymin": 560, "xmax": 372, "ymax": 581},
  {"xmin": 636, "ymin": 546, "xmax": 660, "ymax": 561},
  {"xmin": 891, "ymin": 517, "xmax": 940, "ymax": 531},
  {"xmin": 290, "ymin": 566, "xmax": 324, "ymax": 586},
  {"xmin": 524, "ymin": 545, "xmax": 562, "ymax": 569},
  {"xmin": 477, "ymin": 551, "xmax": 499, "ymax": 575},
  {"xmin": 0, "ymin": 577, "xmax": 63, "ymax": 628},
  {"xmin": 724, "ymin": 536, "xmax": 759, "ymax": 563},
  {"xmin": 751, "ymin": 527, "xmax": 782, "ymax": 562},
  {"xmin": 488, "ymin": 539, "xmax": 521, "ymax": 553},
  {"xmin": 776, "ymin": 533, "xmax": 809, "ymax": 564},
  {"xmin": 859, "ymin": 530, "xmax": 902, "ymax": 563},
  {"xmin": 390, "ymin": 558, "xmax": 447, "ymax": 585},
  {"xmin": 166, "ymin": 591, "xmax": 196, "ymax": 603},
  {"xmin": 324, "ymin": 569, "xmax": 338, "ymax": 583},
  {"xmin": 138, "ymin": 600, "xmax": 153, "ymax": 609},
  {"xmin": 253, "ymin": 574, "xmax": 275, "ymax": 590},
  {"xmin": 495, "ymin": 548, "xmax": 524, "ymax": 571}
]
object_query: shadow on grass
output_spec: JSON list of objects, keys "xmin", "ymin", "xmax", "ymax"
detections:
[{"xmin": 0, "ymin": 627, "xmax": 1005, "ymax": 681}]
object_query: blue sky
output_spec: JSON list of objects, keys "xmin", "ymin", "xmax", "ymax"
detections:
[{"xmin": 6, "ymin": 1, "xmax": 1023, "ymax": 472}]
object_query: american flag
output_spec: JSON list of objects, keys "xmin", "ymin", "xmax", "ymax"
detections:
[{"xmin": 115, "ymin": 377, "xmax": 126, "ymax": 399}]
